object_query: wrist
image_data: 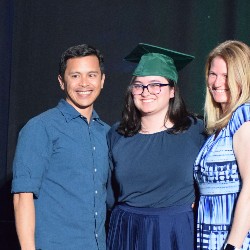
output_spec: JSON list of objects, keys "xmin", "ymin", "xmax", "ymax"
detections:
[{"xmin": 224, "ymin": 243, "xmax": 240, "ymax": 250}]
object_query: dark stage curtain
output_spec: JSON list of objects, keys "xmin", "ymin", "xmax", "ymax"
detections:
[{"xmin": 0, "ymin": 1, "xmax": 17, "ymax": 248}]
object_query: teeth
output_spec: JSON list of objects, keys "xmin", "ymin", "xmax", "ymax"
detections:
[
  {"xmin": 211, "ymin": 88, "xmax": 228, "ymax": 93},
  {"xmin": 142, "ymin": 99, "xmax": 154, "ymax": 103},
  {"xmin": 212, "ymin": 89, "xmax": 228, "ymax": 93},
  {"xmin": 78, "ymin": 91, "xmax": 91, "ymax": 95}
]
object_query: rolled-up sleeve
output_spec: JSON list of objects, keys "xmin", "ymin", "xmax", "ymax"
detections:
[{"xmin": 12, "ymin": 118, "xmax": 50, "ymax": 198}]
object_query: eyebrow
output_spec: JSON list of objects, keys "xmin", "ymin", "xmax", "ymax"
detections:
[
  {"xmin": 87, "ymin": 71, "xmax": 99, "ymax": 74},
  {"xmin": 69, "ymin": 70, "xmax": 100, "ymax": 74},
  {"xmin": 209, "ymin": 70, "xmax": 227, "ymax": 75}
]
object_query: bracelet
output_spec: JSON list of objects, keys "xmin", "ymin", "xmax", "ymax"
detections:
[{"xmin": 224, "ymin": 243, "xmax": 240, "ymax": 250}]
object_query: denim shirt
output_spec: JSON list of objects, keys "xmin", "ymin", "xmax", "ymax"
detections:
[{"xmin": 12, "ymin": 99, "xmax": 110, "ymax": 250}]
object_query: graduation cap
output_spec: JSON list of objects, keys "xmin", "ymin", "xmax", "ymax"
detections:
[{"xmin": 124, "ymin": 43, "xmax": 195, "ymax": 83}]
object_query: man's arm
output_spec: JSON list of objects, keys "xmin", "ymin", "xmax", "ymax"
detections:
[{"xmin": 13, "ymin": 193, "xmax": 36, "ymax": 250}]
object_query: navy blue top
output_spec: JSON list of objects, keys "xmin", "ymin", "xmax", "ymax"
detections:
[
  {"xmin": 12, "ymin": 99, "xmax": 110, "ymax": 250},
  {"xmin": 108, "ymin": 119, "xmax": 206, "ymax": 208}
]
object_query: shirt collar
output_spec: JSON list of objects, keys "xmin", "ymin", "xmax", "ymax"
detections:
[{"xmin": 57, "ymin": 99, "xmax": 104, "ymax": 125}]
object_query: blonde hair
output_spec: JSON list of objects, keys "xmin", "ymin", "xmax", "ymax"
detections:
[{"xmin": 204, "ymin": 40, "xmax": 250, "ymax": 134}]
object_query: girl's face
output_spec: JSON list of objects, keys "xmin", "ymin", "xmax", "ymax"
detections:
[{"xmin": 132, "ymin": 75, "xmax": 175, "ymax": 117}]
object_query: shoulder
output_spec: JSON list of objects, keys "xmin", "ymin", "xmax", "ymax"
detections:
[
  {"xmin": 103, "ymin": 122, "xmax": 111, "ymax": 133},
  {"xmin": 231, "ymin": 102, "xmax": 250, "ymax": 120},
  {"xmin": 188, "ymin": 116, "xmax": 205, "ymax": 134},
  {"xmin": 107, "ymin": 122, "xmax": 123, "ymax": 148},
  {"xmin": 108, "ymin": 122, "xmax": 120, "ymax": 139},
  {"xmin": 229, "ymin": 102, "xmax": 250, "ymax": 134},
  {"xmin": 19, "ymin": 107, "xmax": 58, "ymax": 135},
  {"xmin": 186, "ymin": 117, "xmax": 207, "ymax": 146},
  {"xmin": 97, "ymin": 119, "xmax": 110, "ymax": 133}
]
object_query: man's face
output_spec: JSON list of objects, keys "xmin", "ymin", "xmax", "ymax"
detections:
[{"xmin": 58, "ymin": 55, "xmax": 105, "ymax": 118}]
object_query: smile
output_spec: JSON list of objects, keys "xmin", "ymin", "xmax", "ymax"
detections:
[
  {"xmin": 211, "ymin": 88, "xmax": 229, "ymax": 93},
  {"xmin": 141, "ymin": 99, "xmax": 155, "ymax": 103},
  {"xmin": 77, "ymin": 91, "xmax": 92, "ymax": 95}
]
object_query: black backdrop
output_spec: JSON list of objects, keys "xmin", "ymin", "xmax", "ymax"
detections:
[{"xmin": 1, "ymin": 0, "xmax": 250, "ymax": 248}]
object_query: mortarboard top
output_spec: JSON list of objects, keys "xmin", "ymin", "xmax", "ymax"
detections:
[{"xmin": 124, "ymin": 43, "xmax": 195, "ymax": 83}]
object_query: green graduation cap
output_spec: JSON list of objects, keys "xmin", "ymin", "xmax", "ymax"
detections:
[{"xmin": 124, "ymin": 43, "xmax": 195, "ymax": 83}]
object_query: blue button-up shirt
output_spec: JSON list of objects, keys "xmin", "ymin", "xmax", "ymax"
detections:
[{"xmin": 12, "ymin": 99, "xmax": 110, "ymax": 250}]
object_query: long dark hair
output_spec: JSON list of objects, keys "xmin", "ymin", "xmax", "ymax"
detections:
[{"xmin": 117, "ymin": 77, "xmax": 197, "ymax": 137}]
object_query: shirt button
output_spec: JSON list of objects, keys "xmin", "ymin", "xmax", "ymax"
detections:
[
  {"xmin": 95, "ymin": 212, "xmax": 98, "ymax": 216},
  {"xmin": 93, "ymin": 146, "xmax": 95, "ymax": 150},
  {"xmin": 94, "ymin": 168, "xmax": 97, "ymax": 172},
  {"xmin": 95, "ymin": 234, "xmax": 98, "ymax": 238},
  {"xmin": 95, "ymin": 190, "xmax": 98, "ymax": 194}
]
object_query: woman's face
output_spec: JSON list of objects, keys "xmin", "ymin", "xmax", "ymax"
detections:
[
  {"xmin": 132, "ymin": 76, "xmax": 175, "ymax": 117},
  {"xmin": 207, "ymin": 56, "xmax": 230, "ymax": 112}
]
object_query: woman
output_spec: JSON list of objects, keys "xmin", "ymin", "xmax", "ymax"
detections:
[
  {"xmin": 107, "ymin": 43, "xmax": 206, "ymax": 250},
  {"xmin": 194, "ymin": 40, "xmax": 250, "ymax": 249}
]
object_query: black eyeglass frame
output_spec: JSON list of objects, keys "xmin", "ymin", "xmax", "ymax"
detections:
[{"xmin": 130, "ymin": 83, "xmax": 171, "ymax": 95}]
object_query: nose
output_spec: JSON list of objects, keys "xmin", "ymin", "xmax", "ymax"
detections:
[
  {"xmin": 79, "ymin": 77, "xmax": 89, "ymax": 87},
  {"xmin": 213, "ymin": 75, "xmax": 226, "ymax": 86}
]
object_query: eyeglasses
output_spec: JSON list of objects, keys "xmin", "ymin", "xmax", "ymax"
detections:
[{"xmin": 130, "ymin": 83, "xmax": 171, "ymax": 95}]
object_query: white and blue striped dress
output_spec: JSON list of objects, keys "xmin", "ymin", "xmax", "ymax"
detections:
[{"xmin": 194, "ymin": 103, "xmax": 250, "ymax": 250}]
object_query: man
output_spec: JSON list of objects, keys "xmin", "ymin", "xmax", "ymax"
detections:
[{"xmin": 12, "ymin": 44, "xmax": 109, "ymax": 250}]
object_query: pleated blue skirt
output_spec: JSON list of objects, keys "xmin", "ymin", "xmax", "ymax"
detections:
[{"xmin": 107, "ymin": 204, "xmax": 194, "ymax": 250}]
